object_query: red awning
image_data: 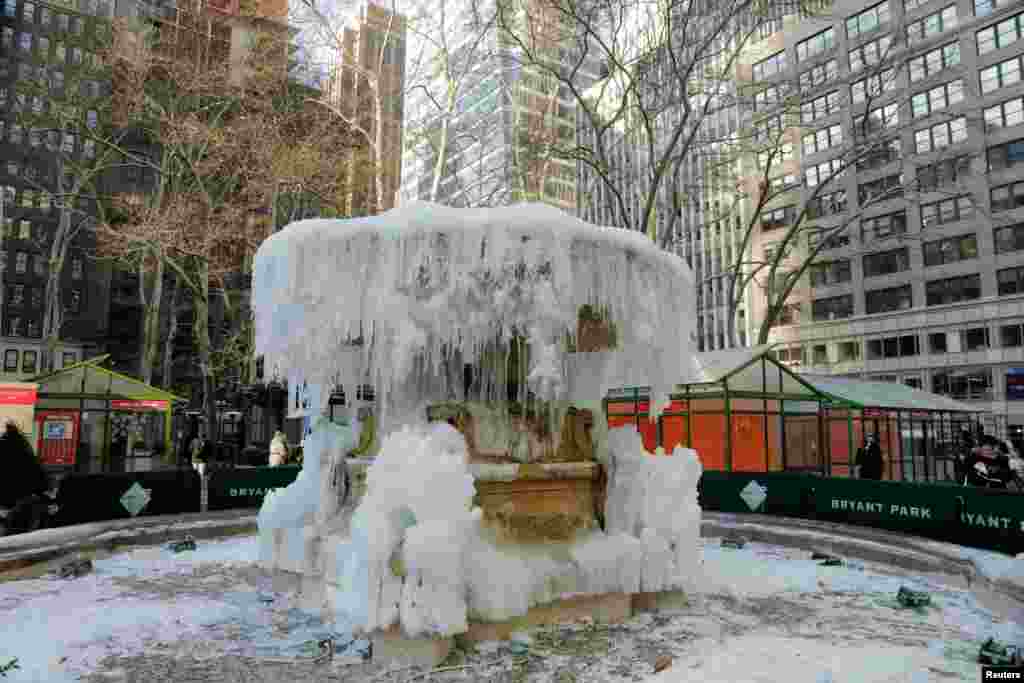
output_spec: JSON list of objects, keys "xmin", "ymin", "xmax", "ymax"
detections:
[{"xmin": 0, "ymin": 385, "xmax": 37, "ymax": 405}]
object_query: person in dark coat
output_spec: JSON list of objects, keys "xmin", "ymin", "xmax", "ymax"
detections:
[
  {"xmin": 855, "ymin": 433, "xmax": 884, "ymax": 480},
  {"xmin": 0, "ymin": 423, "xmax": 48, "ymax": 508}
]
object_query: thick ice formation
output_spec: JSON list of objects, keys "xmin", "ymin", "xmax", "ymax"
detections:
[
  {"xmin": 320, "ymin": 424, "xmax": 703, "ymax": 635},
  {"xmin": 251, "ymin": 202, "xmax": 703, "ymax": 430}
]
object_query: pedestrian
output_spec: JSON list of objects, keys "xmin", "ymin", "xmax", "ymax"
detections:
[
  {"xmin": 855, "ymin": 433, "xmax": 884, "ymax": 480},
  {"xmin": 0, "ymin": 422, "xmax": 50, "ymax": 533}
]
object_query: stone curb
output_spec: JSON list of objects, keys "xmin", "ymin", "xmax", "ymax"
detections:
[
  {"xmin": 702, "ymin": 511, "xmax": 1024, "ymax": 625},
  {"xmin": 0, "ymin": 509, "xmax": 258, "ymax": 576}
]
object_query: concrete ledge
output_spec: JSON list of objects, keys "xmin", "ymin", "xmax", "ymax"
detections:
[
  {"xmin": 0, "ymin": 509, "xmax": 258, "ymax": 577},
  {"xmin": 370, "ymin": 626, "xmax": 454, "ymax": 669},
  {"xmin": 464, "ymin": 592, "xmax": 632, "ymax": 643}
]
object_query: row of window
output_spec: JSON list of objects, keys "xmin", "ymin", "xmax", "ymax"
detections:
[
  {"xmin": 805, "ymin": 273, "xmax": 982, "ymax": 320},
  {"xmin": 0, "ymin": 248, "xmax": 83, "ymax": 279},
  {"xmin": 0, "ymin": 120, "xmax": 97, "ymax": 159},
  {"xmin": 0, "ymin": 28, "xmax": 99, "ymax": 68},
  {"xmin": 1, "ymin": 348, "xmax": 78, "ymax": 374}
]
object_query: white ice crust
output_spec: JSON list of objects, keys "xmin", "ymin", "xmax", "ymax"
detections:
[{"xmin": 251, "ymin": 202, "xmax": 703, "ymax": 429}]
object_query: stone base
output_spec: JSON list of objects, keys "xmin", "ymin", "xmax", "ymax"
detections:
[
  {"xmin": 370, "ymin": 625, "xmax": 454, "ymax": 669},
  {"xmin": 463, "ymin": 591, "xmax": 633, "ymax": 643},
  {"xmin": 631, "ymin": 590, "xmax": 690, "ymax": 613}
]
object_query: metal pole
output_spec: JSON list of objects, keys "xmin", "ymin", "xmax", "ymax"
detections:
[{"xmin": 723, "ymin": 378, "xmax": 733, "ymax": 472}]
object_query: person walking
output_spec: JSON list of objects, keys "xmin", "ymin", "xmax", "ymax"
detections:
[{"xmin": 855, "ymin": 433, "xmax": 884, "ymax": 480}]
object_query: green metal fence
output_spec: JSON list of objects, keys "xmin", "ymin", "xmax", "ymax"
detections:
[{"xmin": 699, "ymin": 471, "xmax": 1024, "ymax": 555}]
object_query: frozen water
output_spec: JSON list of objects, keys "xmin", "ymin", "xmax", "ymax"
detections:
[{"xmin": 251, "ymin": 202, "xmax": 704, "ymax": 432}]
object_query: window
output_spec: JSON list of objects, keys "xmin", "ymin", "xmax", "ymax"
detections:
[
  {"xmin": 799, "ymin": 59, "xmax": 839, "ymax": 91},
  {"xmin": 929, "ymin": 331, "xmax": 948, "ymax": 352},
  {"xmin": 17, "ymin": 31, "xmax": 31, "ymax": 53},
  {"xmin": 752, "ymin": 51, "xmax": 787, "ymax": 80},
  {"xmin": 29, "ymin": 287, "xmax": 40, "ymax": 308},
  {"xmin": 815, "ymin": 344, "xmax": 831, "ymax": 366},
  {"xmin": 809, "ymin": 227, "xmax": 851, "ymax": 250},
  {"xmin": 71, "ymin": 257, "xmax": 82, "ymax": 279},
  {"xmin": 981, "ymin": 56, "xmax": 1022, "ymax": 94},
  {"xmin": 855, "ymin": 102, "xmax": 899, "ymax": 136},
  {"xmin": 922, "ymin": 195, "xmax": 974, "ymax": 228},
  {"xmin": 8, "ymin": 285, "xmax": 23, "ymax": 307},
  {"xmin": 797, "ymin": 28, "xmax": 836, "ymax": 61},
  {"xmin": 1002, "ymin": 323, "xmax": 1024, "ymax": 347},
  {"xmin": 19, "ymin": 190, "xmax": 33, "ymax": 209},
  {"xmin": 68, "ymin": 290, "xmax": 81, "ymax": 313},
  {"xmin": 963, "ymin": 327, "xmax": 991, "ymax": 351},
  {"xmin": 905, "ymin": 0, "xmax": 931, "ymax": 11},
  {"xmin": 757, "ymin": 143, "xmax": 795, "ymax": 170},
  {"xmin": 914, "ymin": 116, "xmax": 967, "ymax": 153},
  {"xmin": 988, "ymin": 138, "xmax": 1024, "ymax": 172},
  {"xmin": 933, "ymin": 368, "xmax": 993, "ymax": 400},
  {"xmin": 976, "ymin": 12, "xmax": 1024, "ymax": 55},
  {"xmin": 775, "ymin": 346, "xmax": 804, "ymax": 364},
  {"xmin": 62, "ymin": 352, "xmax": 76, "ymax": 368},
  {"xmin": 838, "ymin": 341, "xmax": 861, "ymax": 361},
  {"xmin": 18, "ymin": 221, "xmax": 29, "ymax": 240},
  {"xmin": 923, "ymin": 234, "xmax": 978, "ymax": 266},
  {"xmin": 754, "ymin": 114, "xmax": 784, "ymax": 144},
  {"xmin": 0, "ymin": 28, "xmax": 11, "ymax": 50},
  {"xmin": 754, "ymin": 84, "xmax": 782, "ymax": 111},
  {"xmin": 847, "ymin": 2, "xmax": 891, "ymax": 39},
  {"xmin": 975, "ymin": 0, "xmax": 1009, "ymax": 16},
  {"xmin": 991, "ymin": 182, "xmax": 1024, "ymax": 213},
  {"xmin": 911, "ymin": 79, "xmax": 964, "ymax": 118},
  {"xmin": 867, "ymin": 335, "xmax": 920, "ymax": 359},
  {"xmin": 917, "ymin": 155, "xmax": 971, "ymax": 191},
  {"xmin": 800, "ymin": 90, "xmax": 841, "ymax": 123},
  {"xmin": 848, "ymin": 34, "xmax": 892, "ymax": 72},
  {"xmin": 37, "ymin": 36, "xmax": 49, "ymax": 57},
  {"xmin": 2, "ymin": 350, "xmax": 16, "ymax": 372},
  {"xmin": 768, "ymin": 174, "xmax": 799, "ymax": 194},
  {"xmin": 761, "ymin": 205, "xmax": 797, "ymax": 231},
  {"xmin": 7, "ymin": 317, "xmax": 21, "ymax": 337},
  {"xmin": 56, "ymin": 13, "xmax": 67, "ymax": 31},
  {"xmin": 32, "ymin": 255, "xmax": 45, "ymax": 276},
  {"xmin": 807, "ymin": 189, "xmax": 848, "ymax": 217},
  {"xmin": 866, "ymin": 284, "xmax": 913, "ymax": 313},
  {"xmin": 803, "ymin": 124, "xmax": 843, "ymax": 155},
  {"xmin": 25, "ymin": 321, "xmax": 39, "ymax": 339},
  {"xmin": 9, "ymin": 125, "xmax": 21, "ymax": 145},
  {"xmin": 811, "ymin": 294, "xmax": 854, "ymax": 320},
  {"xmin": 995, "ymin": 223, "xmax": 1024, "ymax": 253},
  {"xmin": 858, "ymin": 175, "xmax": 905, "ymax": 204},
  {"xmin": 21, "ymin": 351, "xmax": 36, "ymax": 374},
  {"xmin": 40, "ymin": 6, "xmax": 49, "ymax": 24},
  {"xmin": 805, "ymin": 158, "xmax": 844, "ymax": 187},
  {"xmin": 986, "ymin": 96, "xmax": 1024, "ymax": 132},
  {"xmin": 906, "ymin": 5, "xmax": 958, "ymax": 46},
  {"xmin": 856, "ymin": 138, "xmax": 901, "ymax": 172},
  {"xmin": 14, "ymin": 252, "xmax": 26, "ymax": 275},
  {"xmin": 863, "ymin": 247, "xmax": 910, "ymax": 276},
  {"xmin": 909, "ymin": 42, "xmax": 961, "ymax": 82},
  {"xmin": 777, "ymin": 303, "xmax": 802, "ymax": 325},
  {"xmin": 851, "ymin": 68, "xmax": 897, "ymax": 104},
  {"xmin": 2, "ymin": 0, "xmax": 13, "ymax": 17},
  {"xmin": 810, "ymin": 259, "xmax": 852, "ymax": 287},
  {"xmin": 927, "ymin": 273, "xmax": 981, "ymax": 304}
]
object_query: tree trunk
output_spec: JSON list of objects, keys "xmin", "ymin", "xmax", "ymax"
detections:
[
  {"xmin": 138, "ymin": 252, "xmax": 164, "ymax": 385},
  {"xmin": 193, "ymin": 259, "xmax": 217, "ymax": 446},
  {"xmin": 162, "ymin": 273, "xmax": 180, "ymax": 391},
  {"xmin": 40, "ymin": 210, "xmax": 72, "ymax": 373}
]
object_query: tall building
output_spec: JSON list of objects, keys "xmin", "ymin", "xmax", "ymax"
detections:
[
  {"xmin": 398, "ymin": 0, "xmax": 588, "ymax": 210},
  {"xmin": 0, "ymin": 0, "xmax": 120, "ymax": 380},
  {"xmin": 733, "ymin": 0, "xmax": 1024, "ymax": 440},
  {"xmin": 325, "ymin": 1, "xmax": 406, "ymax": 214},
  {"xmin": 0, "ymin": 0, "xmax": 286, "ymax": 382}
]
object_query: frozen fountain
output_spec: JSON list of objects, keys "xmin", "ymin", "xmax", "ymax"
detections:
[{"xmin": 251, "ymin": 202, "xmax": 708, "ymax": 664}]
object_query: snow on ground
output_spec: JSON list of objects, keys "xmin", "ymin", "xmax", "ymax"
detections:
[{"xmin": 1, "ymin": 534, "xmax": 1021, "ymax": 682}]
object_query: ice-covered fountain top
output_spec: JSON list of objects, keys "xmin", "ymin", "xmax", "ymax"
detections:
[{"xmin": 252, "ymin": 202, "xmax": 703, "ymax": 430}]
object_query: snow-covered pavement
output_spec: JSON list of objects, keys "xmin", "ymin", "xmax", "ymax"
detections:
[{"xmin": 1, "ymin": 534, "xmax": 1021, "ymax": 682}]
